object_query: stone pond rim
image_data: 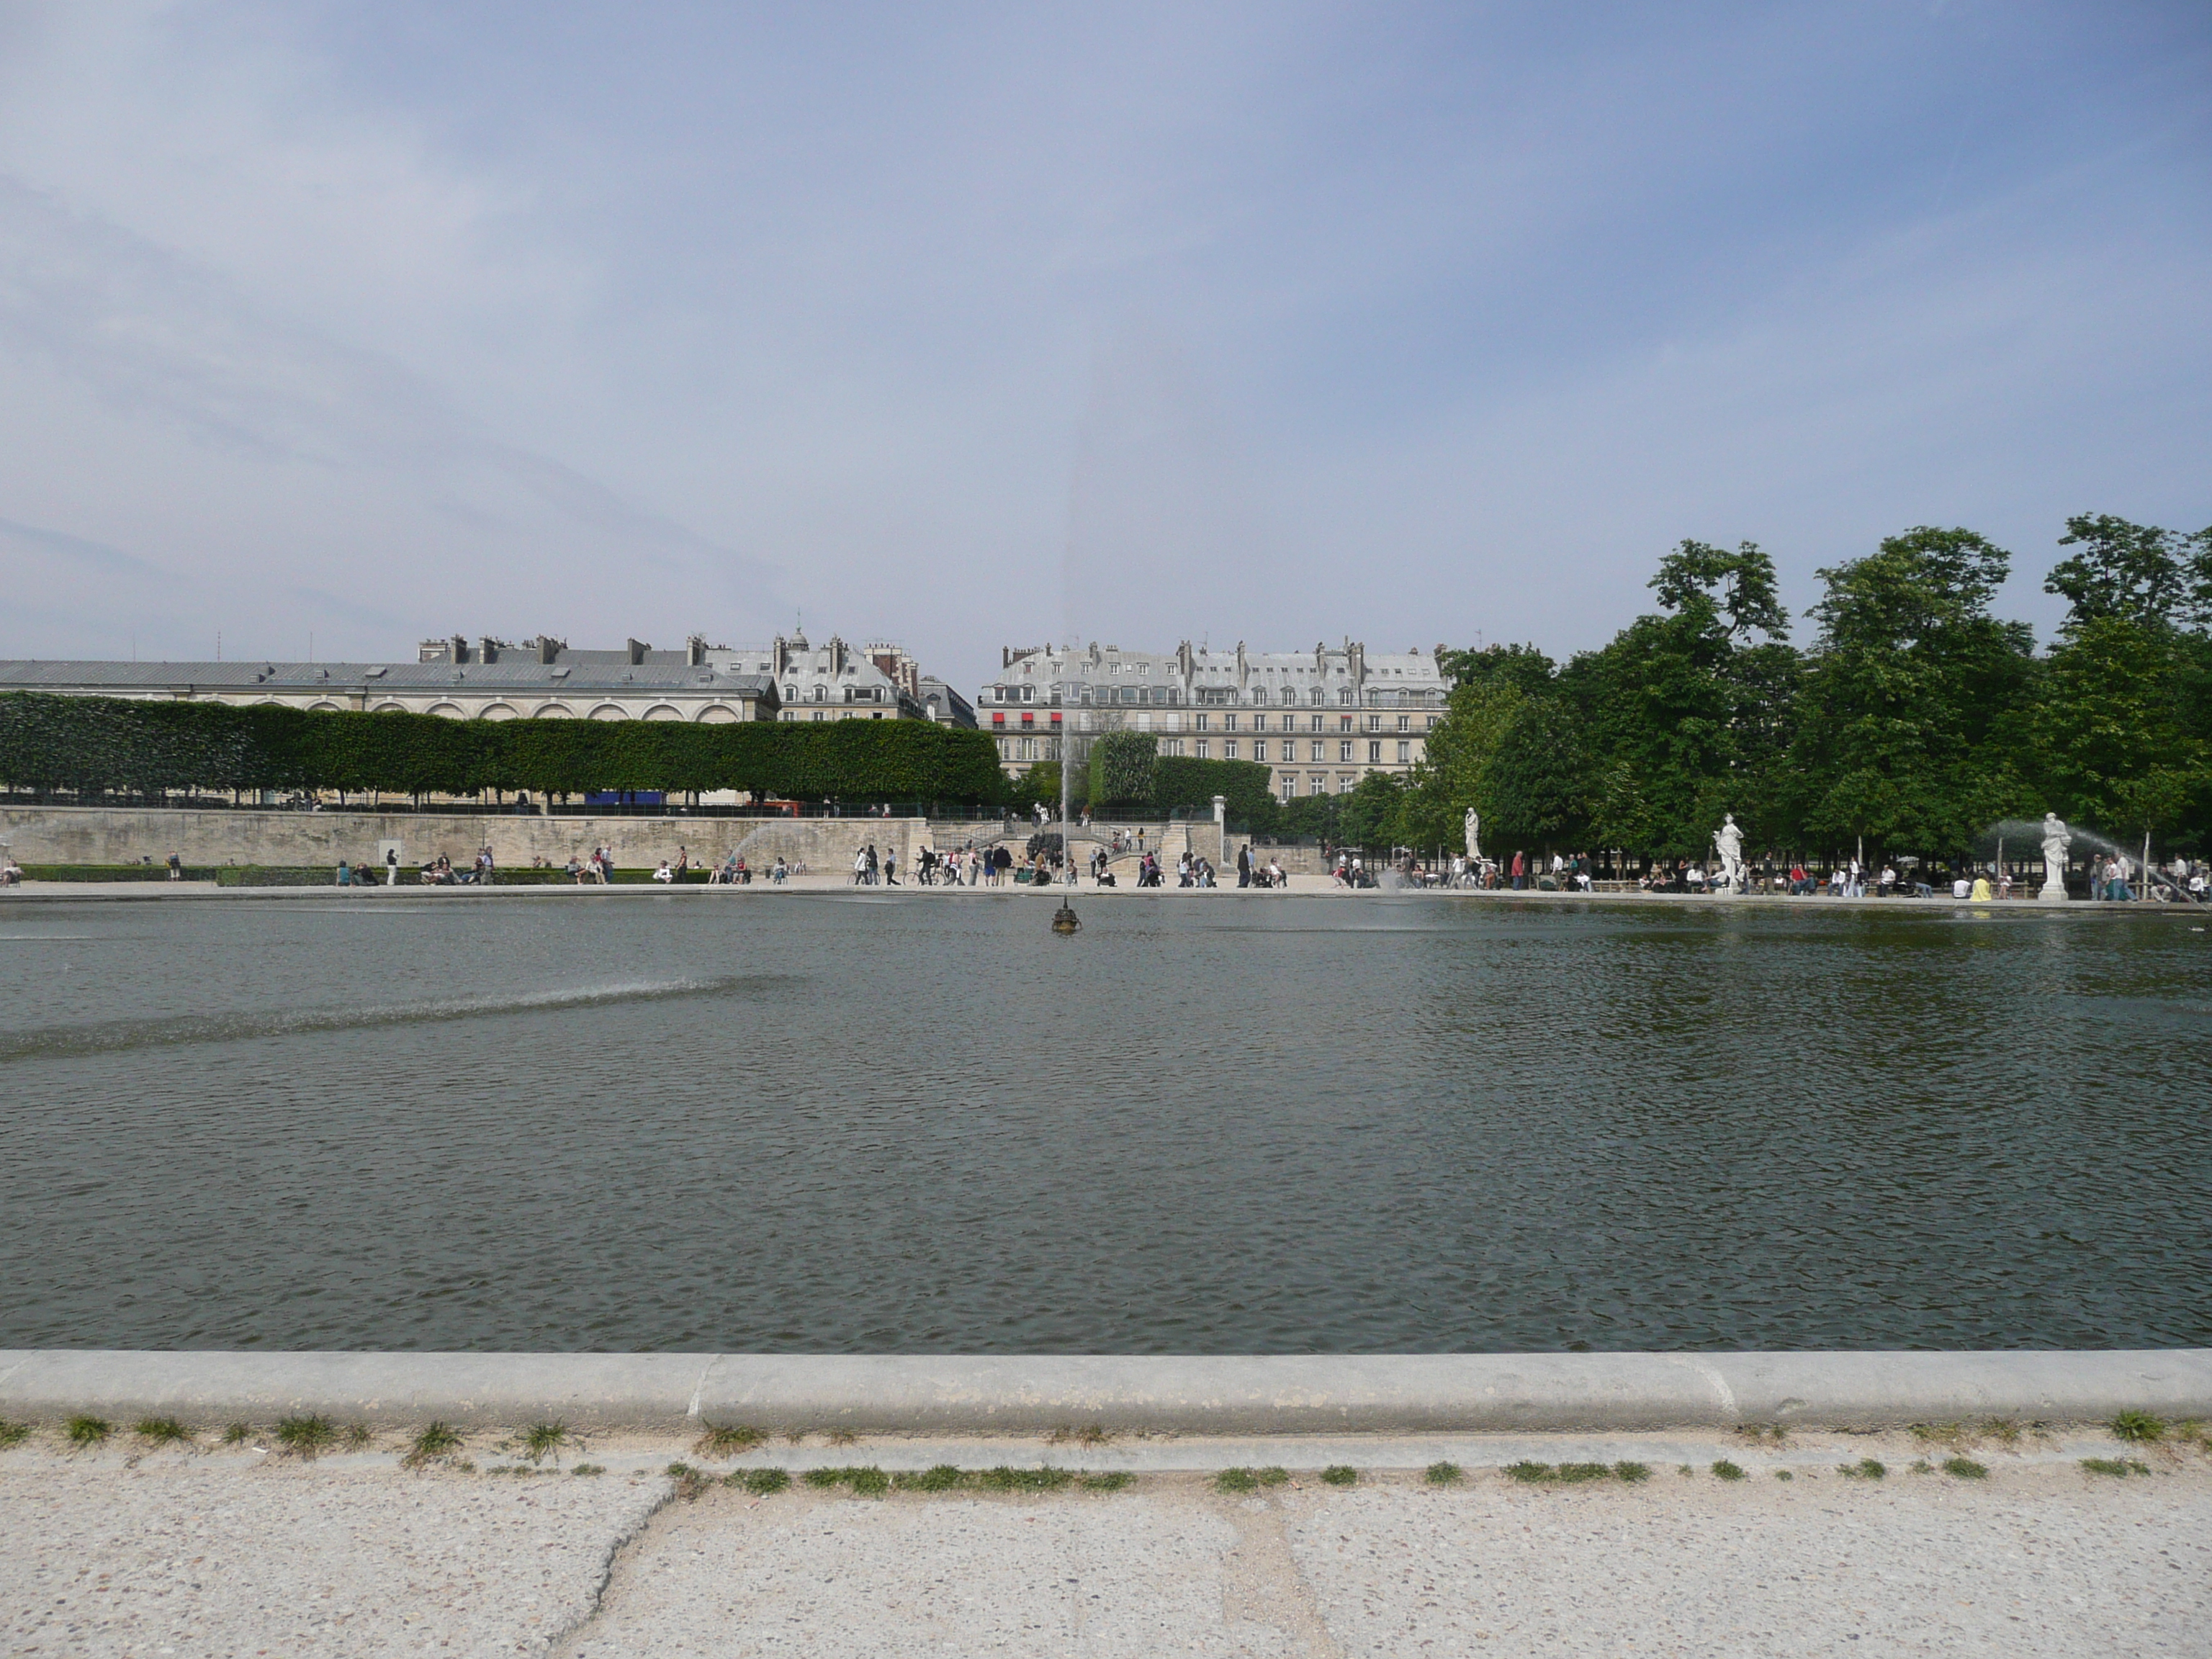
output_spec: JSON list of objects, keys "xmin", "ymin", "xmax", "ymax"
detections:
[{"xmin": 3, "ymin": 1351, "xmax": 2207, "ymax": 1434}]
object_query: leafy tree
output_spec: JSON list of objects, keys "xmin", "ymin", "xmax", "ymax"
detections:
[
  {"xmin": 2033, "ymin": 514, "xmax": 2212, "ymax": 846},
  {"xmin": 1390, "ymin": 647, "xmax": 1548, "ymax": 848},
  {"xmin": 1557, "ymin": 540, "xmax": 1796, "ymax": 855},
  {"xmin": 1336, "ymin": 772, "xmax": 1404, "ymax": 848},
  {"xmin": 1483, "ymin": 696, "xmax": 1595, "ymax": 850},
  {"xmin": 2045, "ymin": 513, "xmax": 2208, "ymax": 630},
  {"xmin": 1788, "ymin": 527, "xmax": 2038, "ymax": 855}
]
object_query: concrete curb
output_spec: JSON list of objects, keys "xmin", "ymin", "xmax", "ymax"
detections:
[{"xmin": 3, "ymin": 1352, "xmax": 2207, "ymax": 1433}]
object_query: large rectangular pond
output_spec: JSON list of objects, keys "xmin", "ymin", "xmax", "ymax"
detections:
[{"xmin": 1, "ymin": 893, "xmax": 2206, "ymax": 1352}]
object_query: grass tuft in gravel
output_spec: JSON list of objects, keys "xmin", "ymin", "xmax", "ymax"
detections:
[
  {"xmin": 1839, "ymin": 1458, "xmax": 1887, "ymax": 1480},
  {"xmin": 2110, "ymin": 1410, "xmax": 2165, "ymax": 1444},
  {"xmin": 405, "ymin": 1422, "xmax": 464, "ymax": 1467},
  {"xmin": 1255, "ymin": 1467, "xmax": 1290, "ymax": 1488},
  {"xmin": 276, "ymin": 1416, "xmax": 336, "ymax": 1458},
  {"xmin": 1614, "ymin": 1462, "xmax": 1652, "ymax": 1483},
  {"xmin": 1215, "ymin": 1467, "xmax": 1260, "ymax": 1493},
  {"xmin": 1981, "ymin": 1417, "xmax": 2022, "ymax": 1447},
  {"xmin": 1737, "ymin": 1424, "xmax": 1789, "ymax": 1445},
  {"xmin": 976, "ymin": 1465, "xmax": 1074, "ymax": 1493},
  {"xmin": 1773, "ymin": 1470, "xmax": 1794, "ymax": 1481},
  {"xmin": 1319, "ymin": 1465, "xmax": 1359, "ymax": 1487},
  {"xmin": 67, "ymin": 1416, "xmax": 112, "ymax": 1447},
  {"xmin": 1424, "ymin": 1461, "xmax": 1463, "ymax": 1485},
  {"xmin": 342, "ymin": 1424, "xmax": 374, "ymax": 1452},
  {"xmin": 134, "ymin": 1417, "xmax": 193, "ymax": 1446},
  {"xmin": 665, "ymin": 1462, "xmax": 712, "ymax": 1501},
  {"xmin": 825, "ymin": 1429, "xmax": 860, "ymax": 1447},
  {"xmin": 221, "ymin": 1422, "xmax": 253, "ymax": 1445},
  {"xmin": 694, "ymin": 1423, "xmax": 767, "ymax": 1458},
  {"xmin": 519, "ymin": 1422, "xmax": 570, "ymax": 1462},
  {"xmin": 1079, "ymin": 1471, "xmax": 1133, "ymax": 1493},
  {"xmin": 1943, "ymin": 1457, "xmax": 1989, "ymax": 1479},
  {"xmin": 571, "ymin": 1464, "xmax": 606, "ymax": 1476},
  {"xmin": 1508, "ymin": 1462, "xmax": 1617, "ymax": 1485},
  {"xmin": 0, "ymin": 1420, "xmax": 30, "ymax": 1450},
  {"xmin": 1709, "ymin": 1460, "xmax": 1746, "ymax": 1482},
  {"xmin": 896, "ymin": 1465, "xmax": 969, "ymax": 1493},
  {"xmin": 2081, "ymin": 1457, "xmax": 2152, "ymax": 1478},
  {"xmin": 732, "ymin": 1467, "xmax": 791, "ymax": 1495},
  {"xmin": 804, "ymin": 1465, "xmax": 891, "ymax": 1496}
]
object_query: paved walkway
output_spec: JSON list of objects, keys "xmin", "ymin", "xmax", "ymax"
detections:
[{"xmin": 6, "ymin": 1429, "xmax": 2206, "ymax": 1655}]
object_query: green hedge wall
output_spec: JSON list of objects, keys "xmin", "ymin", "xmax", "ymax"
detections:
[
  {"xmin": 1152, "ymin": 755, "xmax": 1279, "ymax": 828},
  {"xmin": 0, "ymin": 693, "xmax": 1005, "ymax": 804}
]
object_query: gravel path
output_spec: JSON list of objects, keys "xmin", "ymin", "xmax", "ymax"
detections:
[{"xmin": 4, "ymin": 1443, "xmax": 2206, "ymax": 1656}]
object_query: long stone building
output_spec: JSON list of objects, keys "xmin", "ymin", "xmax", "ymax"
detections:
[
  {"xmin": 0, "ymin": 629, "xmax": 948, "ymax": 727},
  {"xmin": 978, "ymin": 640, "xmax": 1452, "ymax": 799}
]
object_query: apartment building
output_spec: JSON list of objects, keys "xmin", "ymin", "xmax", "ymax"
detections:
[{"xmin": 977, "ymin": 639, "xmax": 1451, "ymax": 798}]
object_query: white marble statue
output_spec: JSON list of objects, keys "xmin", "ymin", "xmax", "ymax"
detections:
[
  {"xmin": 1463, "ymin": 808, "xmax": 1481, "ymax": 860},
  {"xmin": 2039, "ymin": 811, "xmax": 2071, "ymax": 902},
  {"xmin": 1712, "ymin": 813, "xmax": 1745, "ymax": 894}
]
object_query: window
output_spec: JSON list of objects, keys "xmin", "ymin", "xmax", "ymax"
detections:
[
  {"xmin": 1340, "ymin": 715, "xmax": 1354, "ymax": 732},
  {"xmin": 1194, "ymin": 713, "xmax": 1208, "ymax": 732},
  {"xmin": 1021, "ymin": 685, "xmax": 1034, "ymax": 703},
  {"xmin": 1164, "ymin": 738, "xmax": 1183, "ymax": 756},
  {"xmin": 1367, "ymin": 740, "xmax": 1382, "ymax": 763},
  {"xmin": 1018, "ymin": 737, "xmax": 1036, "ymax": 760},
  {"xmin": 783, "ymin": 684, "xmax": 796, "ymax": 701},
  {"xmin": 1340, "ymin": 741, "xmax": 1354, "ymax": 762},
  {"xmin": 1309, "ymin": 688, "xmax": 1325, "ymax": 706},
  {"xmin": 1427, "ymin": 715, "xmax": 1439, "ymax": 729},
  {"xmin": 1280, "ymin": 777, "xmax": 1295, "ymax": 801},
  {"xmin": 813, "ymin": 685, "xmax": 827, "ymax": 701},
  {"xmin": 1225, "ymin": 739, "xmax": 1238, "ymax": 760},
  {"xmin": 1310, "ymin": 740, "xmax": 1325, "ymax": 762},
  {"xmin": 1195, "ymin": 739, "xmax": 1210, "ymax": 759},
  {"xmin": 1138, "ymin": 663, "xmax": 1149, "ymax": 675},
  {"xmin": 1397, "ymin": 740, "xmax": 1411, "ymax": 763},
  {"xmin": 1223, "ymin": 713, "xmax": 1237, "ymax": 732},
  {"xmin": 1252, "ymin": 740, "xmax": 1267, "ymax": 762},
  {"xmin": 1397, "ymin": 714, "xmax": 1409, "ymax": 732},
  {"xmin": 1309, "ymin": 714, "xmax": 1323, "ymax": 732}
]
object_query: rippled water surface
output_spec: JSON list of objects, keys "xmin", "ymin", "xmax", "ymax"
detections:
[{"xmin": 2, "ymin": 894, "xmax": 2207, "ymax": 1352}]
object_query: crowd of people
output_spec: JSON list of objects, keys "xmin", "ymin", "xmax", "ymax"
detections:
[{"xmin": 288, "ymin": 835, "xmax": 2209, "ymax": 902}]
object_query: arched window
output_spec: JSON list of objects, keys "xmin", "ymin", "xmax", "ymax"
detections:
[{"xmin": 813, "ymin": 684, "xmax": 827, "ymax": 701}]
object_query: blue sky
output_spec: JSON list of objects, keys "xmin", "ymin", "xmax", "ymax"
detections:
[{"xmin": 1, "ymin": 1, "xmax": 2206, "ymax": 682}]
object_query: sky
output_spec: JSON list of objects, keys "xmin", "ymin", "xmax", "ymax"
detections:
[{"xmin": 0, "ymin": 1, "xmax": 2206, "ymax": 685}]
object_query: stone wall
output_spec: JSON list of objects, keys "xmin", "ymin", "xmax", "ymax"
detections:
[{"xmin": 0, "ymin": 806, "xmax": 925, "ymax": 874}]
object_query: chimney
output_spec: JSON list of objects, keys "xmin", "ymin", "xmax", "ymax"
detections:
[
  {"xmin": 627, "ymin": 638, "xmax": 648, "ymax": 666},
  {"xmin": 478, "ymin": 636, "xmax": 498, "ymax": 665},
  {"xmin": 536, "ymin": 635, "xmax": 562, "ymax": 665},
  {"xmin": 451, "ymin": 633, "xmax": 469, "ymax": 665},
  {"xmin": 687, "ymin": 634, "xmax": 708, "ymax": 666}
]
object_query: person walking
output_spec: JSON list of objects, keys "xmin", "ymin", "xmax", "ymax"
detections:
[{"xmin": 1236, "ymin": 845, "xmax": 1251, "ymax": 887}]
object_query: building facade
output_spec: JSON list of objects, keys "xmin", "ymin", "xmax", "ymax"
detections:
[
  {"xmin": 977, "ymin": 640, "xmax": 1451, "ymax": 799},
  {"xmin": 0, "ymin": 626, "xmax": 953, "ymax": 729},
  {"xmin": 3, "ymin": 634, "xmax": 776, "ymax": 723}
]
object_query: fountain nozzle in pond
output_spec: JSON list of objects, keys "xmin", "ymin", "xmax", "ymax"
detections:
[{"xmin": 1051, "ymin": 902, "xmax": 1081, "ymax": 935}]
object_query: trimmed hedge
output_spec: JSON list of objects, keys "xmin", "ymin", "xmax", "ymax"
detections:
[
  {"xmin": 1154, "ymin": 756, "xmax": 1277, "ymax": 827},
  {"xmin": 0, "ymin": 694, "xmax": 1004, "ymax": 804}
]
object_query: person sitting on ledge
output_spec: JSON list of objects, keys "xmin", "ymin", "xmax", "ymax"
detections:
[{"xmin": 652, "ymin": 860, "xmax": 675, "ymax": 883}]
